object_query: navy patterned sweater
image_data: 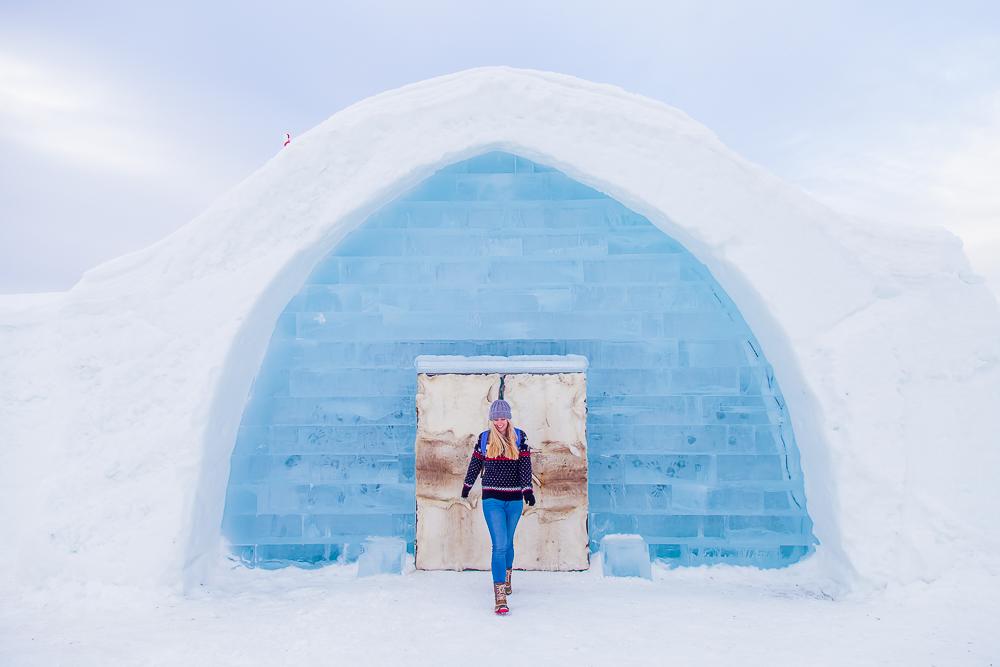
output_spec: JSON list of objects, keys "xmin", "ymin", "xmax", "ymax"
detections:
[{"xmin": 461, "ymin": 428, "xmax": 533, "ymax": 502}]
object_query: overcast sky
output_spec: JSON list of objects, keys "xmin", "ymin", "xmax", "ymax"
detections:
[{"xmin": 2, "ymin": 1, "xmax": 998, "ymax": 294}]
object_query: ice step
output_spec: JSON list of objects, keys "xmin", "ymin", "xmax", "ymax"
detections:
[
  {"xmin": 357, "ymin": 536, "xmax": 406, "ymax": 577},
  {"xmin": 600, "ymin": 534, "xmax": 652, "ymax": 579}
]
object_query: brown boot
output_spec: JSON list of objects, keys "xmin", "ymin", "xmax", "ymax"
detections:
[
  {"xmin": 504, "ymin": 569, "xmax": 513, "ymax": 595},
  {"xmin": 493, "ymin": 583, "xmax": 509, "ymax": 615}
]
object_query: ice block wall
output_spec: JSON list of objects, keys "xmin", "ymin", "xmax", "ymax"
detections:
[{"xmin": 222, "ymin": 151, "xmax": 816, "ymax": 568}]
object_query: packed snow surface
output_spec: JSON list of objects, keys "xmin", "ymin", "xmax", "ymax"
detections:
[{"xmin": 2, "ymin": 561, "xmax": 997, "ymax": 666}]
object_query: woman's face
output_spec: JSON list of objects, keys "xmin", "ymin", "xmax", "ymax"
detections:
[{"xmin": 492, "ymin": 417, "xmax": 509, "ymax": 431}]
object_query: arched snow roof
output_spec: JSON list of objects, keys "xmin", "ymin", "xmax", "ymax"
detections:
[{"xmin": 6, "ymin": 67, "xmax": 999, "ymax": 593}]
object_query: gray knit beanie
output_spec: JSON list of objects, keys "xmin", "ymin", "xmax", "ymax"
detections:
[{"xmin": 488, "ymin": 399, "xmax": 512, "ymax": 420}]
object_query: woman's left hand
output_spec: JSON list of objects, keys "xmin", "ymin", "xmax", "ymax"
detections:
[{"xmin": 523, "ymin": 491, "xmax": 536, "ymax": 506}]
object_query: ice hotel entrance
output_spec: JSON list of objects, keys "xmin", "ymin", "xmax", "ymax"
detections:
[
  {"xmin": 221, "ymin": 151, "xmax": 816, "ymax": 570},
  {"xmin": 413, "ymin": 356, "xmax": 589, "ymax": 571}
]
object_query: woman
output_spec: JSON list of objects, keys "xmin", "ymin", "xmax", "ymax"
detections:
[{"xmin": 460, "ymin": 398, "xmax": 536, "ymax": 615}]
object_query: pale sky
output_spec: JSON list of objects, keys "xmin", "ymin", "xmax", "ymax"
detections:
[{"xmin": 2, "ymin": 0, "xmax": 998, "ymax": 294}]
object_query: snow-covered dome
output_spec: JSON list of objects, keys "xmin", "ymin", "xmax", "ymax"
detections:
[{"xmin": 2, "ymin": 67, "xmax": 998, "ymax": 593}]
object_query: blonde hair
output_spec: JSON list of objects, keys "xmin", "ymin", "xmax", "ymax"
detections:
[{"xmin": 486, "ymin": 420, "xmax": 520, "ymax": 460}]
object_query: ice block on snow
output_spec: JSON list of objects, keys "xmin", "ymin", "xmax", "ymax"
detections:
[
  {"xmin": 600, "ymin": 534, "xmax": 652, "ymax": 579},
  {"xmin": 357, "ymin": 536, "xmax": 406, "ymax": 577}
]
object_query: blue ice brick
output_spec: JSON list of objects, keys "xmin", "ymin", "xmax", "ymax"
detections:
[
  {"xmin": 467, "ymin": 205, "xmax": 510, "ymax": 228},
  {"xmin": 297, "ymin": 483, "xmax": 415, "ymax": 513},
  {"xmin": 702, "ymin": 515, "xmax": 725, "ymax": 538},
  {"xmin": 588, "ymin": 455, "xmax": 623, "ymax": 484},
  {"xmin": 625, "ymin": 284, "xmax": 721, "ymax": 312},
  {"xmin": 669, "ymin": 485, "xmax": 708, "ymax": 512},
  {"xmin": 518, "ymin": 200, "xmax": 604, "ymax": 229},
  {"xmin": 701, "ymin": 396, "xmax": 773, "ymax": 425},
  {"xmin": 635, "ymin": 515, "xmax": 699, "ymax": 538},
  {"xmin": 763, "ymin": 491, "xmax": 791, "ymax": 511},
  {"xmin": 338, "ymin": 258, "xmax": 433, "ymax": 284},
  {"xmin": 727, "ymin": 516, "xmax": 805, "ymax": 539},
  {"xmin": 522, "ymin": 232, "xmax": 608, "ymax": 257},
  {"xmin": 622, "ymin": 455, "xmax": 711, "ymax": 484},
  {"xmin": 300, "ymin": 455, "xmax": 401, "ymax": 484},
  {"xmin": 285, "ymin": 341, "xmax": 352, "ymax": 368},
  {"xmin": 589, "ymin": 512, "xmax": 638, "ymax": 538},
  {"xmin": 661, "ymin": 313, "xmax": 738, "ymax": 338},
  {"xmin": 396, "ymin": 454, "xmax": 415, "ymax": 483},
  {"xmin": 270, "ymin": 396, "xmax": 414, "ymax": 426},
  {"xmin": 295, "ymin": 313, "xmax": 380, "ymax": 340},
  {"xmin": 489, "ymin": 259, "xmax": 583, "ymax": 284},
  {"xmin": 607, "ymin": 230, "xmax": 683, "ymax": 255},
  {"xmin": 432, "ymin": 260, "xmax": 491, "ymax": 284},
  {"xmin": 587, "ymin": 428, "xmax": 632, "ymax": 455},
  {"xmin": 706, "ymin": 488, "xmax": 764, "ymax": 512},
  {"xmin": 357, "ymin": 537, "xmax": 406, "ymax": 577},
  {"xmin": 739, "ymin": 367, "xmax": 768, "ymax": 395},
  {"xmin": 754, "ymin": 426, "xmax": 788, "ymax": 453},
  {"xmin": 302, "ymin": 514, "xmax": 396, "ymax": 540},
  {"xmin": 716, "ymin": 455, "xmax": 784, "ymax": 481},
  {"xmin": 253, "ymin": 514, "xmax": 303, "ymax": 541},
  {"xmin": 459, "ymin": 173, "xmax": 551, "ymax": 200},
  {"xmin": 583, "ymin": 256, "xmax": 684, "ymax": 283},
  {"xmin": 724, "ymin": 426, "xmax": 757, "ymax": 452},
  {"xmin": 588, "ymin": 484, "xmax": 671, "ymax": 513},
  {"xmin": 228, "ymin": 455, "xmax": 273, "ymax": 483},
  {"xmin": 224, "ymin": 487, "xmax": 259, "ymax": 514},
  {"xmin": 650, "ymin": 544, "xmax": 684, "ymax": 561},
  {"xmin": 588, "ymin": 396, "xmax": 699, "ymax": 426},
  {"xmin": 678, "ymin": 340, "xmax": 747, "ymax": 367},
  {"xmin": 779, "ymin": 545, "xmax": 812, "ymax": 562},
  {"xmin": 393, "ymin": 514, "xmax": 416, "ymax": 541},
  {"xmin": 401, "ymin": 229, "xmax": 480, "ymax": 258},
  {"xmin": 684, "ymin": 546, "xmax": 789, "ymax": 568},
  {"xmin": 461, "ymin": 151, "xmax": 516, "ymax": 173},
  {"xmin": 297, "ymin": 425, "xmax": 415, "ymax": 453},
  {"xmin": 256, "ymin": 544, "xmax": 329, "ymax": 568},
  {"xmin": 383, "ymin": 288, "xmax": 480, "ymax": 312},
  {"xmin": 670, "ymin": 368, "xmax": 740, "ymax": 393},
  {"xmin": 636, "ymin": 425, "xmax": 728, "ymax": 452},
  {"xmin": 288, "ymin": 369, "xmax": 414, "ymax": 398},
  {"xmin": 568, "ymin": 286, "xmax": 628, "ymax": 312},
  {"xmin": 601, "ymin": 535, "xmax": 652, "ymax": 579},
  {"xmin": 641, "ymin": 313, "xmax": 663, "ymax": 338},
  {"xmin": 586, "ymin": 340, "xmax": 680, "ymax": 368},
  {"xmin": 300, "ymin": 286, "xmax": 378, "ymax": 312},
  {"xmin": 588, "ymin": 369, "xmax": 671, "ymax": 396},
  {"xmin": 352, "ymin": 341, "xmax": 432, "ymax": 367},
  {"xmin": 399, "ymin": 202, "xmax": 469, "ymax": 228},
  {"xmin": 555, "ymin": 312, "xmax": 644, "ymax": 339}
]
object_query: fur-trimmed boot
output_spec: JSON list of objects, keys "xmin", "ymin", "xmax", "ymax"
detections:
[
  {"xmin": 504, "ymin": 569, "xmax": 513, "ymax": 595},
  {"xmin": 493, "ymin": 582, "xmax": 509, "ymax": 615}
]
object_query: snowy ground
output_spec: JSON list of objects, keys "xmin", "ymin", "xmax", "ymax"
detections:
[{"xmin": 2, "ymin": 561, "xmax": 997, "ymax": 666}]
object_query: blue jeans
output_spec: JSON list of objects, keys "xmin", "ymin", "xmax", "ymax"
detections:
[{"xmin": 482, "ymin": 498, "xmax": 523, "ymax": 584}]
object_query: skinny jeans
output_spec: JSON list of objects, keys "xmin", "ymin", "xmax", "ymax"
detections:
[{"xmin": 482, "ymin": 498, "xmax": 523, "ymax": 584}]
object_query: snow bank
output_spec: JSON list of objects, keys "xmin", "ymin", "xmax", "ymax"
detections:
[{"xmin": 1, "ymin": 67, "xmax": 998, "ymax": 594}]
